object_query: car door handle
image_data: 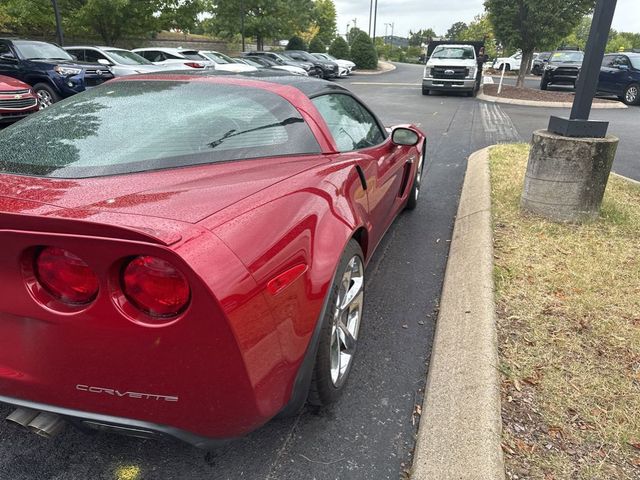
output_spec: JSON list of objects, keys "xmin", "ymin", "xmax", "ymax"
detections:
[{"xmin": 406, "ymin": 155, "xmax": 416, "ymax": 164}]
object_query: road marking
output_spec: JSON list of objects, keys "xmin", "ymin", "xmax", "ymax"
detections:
[
  {"xmin": 479, "ymin": 102, "xmax": 522, "ymax": 144},
  {"xmin": 483, "ymin": 76, "xmax": 494, "ymax": 84},
  {"xmin": 349, "ymin": 82, "xmax": 421, "ymax": 86}
]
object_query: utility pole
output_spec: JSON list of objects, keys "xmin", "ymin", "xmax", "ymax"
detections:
[
  {"xmin": 352, "ymin": 18, "xmax": 358, "ymax": 30},
  {"xmin": 346, "ymin": 23, "xmax": 350, "ymax": 40},
  {"xmin": 368, "ymin": 0, "xmax": 373, "ymax": 37},
  {"xmin": 51, "ymin": 0, "xmax": 64, "ymax": 46},
  {"xmin": 384, "ymin": 24, "xmax": 389, "ymax": 45},
  {"xmin": 372, "ymin": 0, "xmax": 378, "ymax": 41},
  {"xmin": 389, "ymin": 22, "xmax": 395, "ymax": 47},
  {"xmin": 240, "ymin": 0, "xmax": 245, "ymax": 52}
]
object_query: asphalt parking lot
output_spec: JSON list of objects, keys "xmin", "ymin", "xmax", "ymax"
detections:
[{"xmin": 0, "ymin": 62, "xmax": 638, "ymax": 480}]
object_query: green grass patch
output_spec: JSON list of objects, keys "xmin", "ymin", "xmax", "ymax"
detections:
[{"xmin": 490, "ymin": 144, "xmax": 640, "ymax": 479}]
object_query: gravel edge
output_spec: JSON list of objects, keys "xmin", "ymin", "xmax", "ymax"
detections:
[{"xmin": 477, "ymin": 85, "xmax": 628, "ymax": 109}]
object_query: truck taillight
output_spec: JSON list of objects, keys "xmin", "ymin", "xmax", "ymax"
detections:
[
  {"xmin": 122, "ymin": 256, "xmax": 190, "ymax": 318},
  {"xmin": 184, "ymin": 62, "xmax": 204, "ymax": 68},
  {"xmin": 35, "ymin": 247, "xmax": 99, "ymax": 305}
]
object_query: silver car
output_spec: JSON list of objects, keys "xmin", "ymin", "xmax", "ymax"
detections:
[{"xmin": 64, "ymin": 46, "xmax": 167, "ymax": 77}]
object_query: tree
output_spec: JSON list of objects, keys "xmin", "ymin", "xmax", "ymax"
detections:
[
  {"xmin": 286, "ymin": 35, "xmax": 307, "ymax": 50},
  {"xmin": 408, "ymin": 28, "xmax": 436, "ymax": 47},
  {"xmin": 328, "ymin": 35, "xmax": 349, "ymax": 59},
  {"xmin": 485, "ymin": 0, "xmax": 596, "ymax": 87},
  {"xmin": 309, "ymin": 36, "xmax": 326, "ymax": 53},
  {"xmin": 350, "ymin": 30, "xmax": 377, "ymax": 69},
  {"xmin": 446, "ymin": 21, "xmax": 468, "ymax": 40},
  {"xmin": 208, "ymin": 0, "xmax": 313, "ymax": 51},
  {"xmin": 347, "ymin": 26, "xmax": 366, "ymax": 45},
  {"xmin": 459, "ymin": 14, "xmax": 498, "ymax": 60},
  {"xmin": 72, "ymin": 0, "xmax": 162, "ymax": 45},
  {"xmin": 311, "ymin": 0, "xmax": 336, "ymax": 46},
  {"xmin": 159, "ymin": 0, "xmax": 208, "ymax": 33}
]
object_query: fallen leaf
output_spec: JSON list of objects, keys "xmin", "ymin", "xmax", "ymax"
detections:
[
  {"xmin": 628, "ymin": 440, "xmax": 640, "ymax": 450},
  {"xmin": 513, "ymin": 379, "xmax": 522, "ymax": 392}
]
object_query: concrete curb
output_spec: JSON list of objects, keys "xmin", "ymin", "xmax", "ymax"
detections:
[
  {"xmin": 411, "ymin": 147, "xmax": 505, "ymax": 480},
  {"xmin": 478, "ymin": 86, "xmax": 628, "ymax": 109},
  {"xmin": 612, "ymin": 172, "xmax": 640, "ymax": 186},
  {"xmin": 351, "ymin": 61, "xmax": 396, "ymax": 75}
]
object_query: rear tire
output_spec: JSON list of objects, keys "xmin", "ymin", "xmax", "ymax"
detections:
[
  {"xmin": 308, "ymin": 240, "xmax": 365, "ymax": 406},
  {"xmin": 623, "ymin": 83, "xmax": 640, "ymax": 106},
  {"xmin": 33, "ymin": 83, "xmax": 60, "ymax": 108}
]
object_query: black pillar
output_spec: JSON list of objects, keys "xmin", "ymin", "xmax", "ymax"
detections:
[
  {"xmin": 548, "ymin": 0, "xmax": 617, "ymax": 138},
  {"xmin": 368, "ymin": 0, "xmax": 373, "ymax": 37},
  {"xmin": 372, "ymin": 0, "xmax": 378, "ymax": 41},
  {"xmin": 240, "ymin": 0, "xmax": 245, "ymax": 52},
  {"xmin": 51, "ymin": 0, "xmax": 64, "ymax": 46}
]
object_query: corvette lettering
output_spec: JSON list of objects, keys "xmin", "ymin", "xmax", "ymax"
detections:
[{"xmin": 76, "ymin": 384, "xmax": 178, "ymax": 402}]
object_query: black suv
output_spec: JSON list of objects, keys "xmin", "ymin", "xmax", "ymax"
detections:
[
  {"xmin": 244, "ymin": 51, "xmax": 320, "ymax": 77},
  {"xmin": 280, "ymin": 50, "xmax": 338, "ymax": 79},
  {"xmin": 0, "ymin": 39, "xmax": 114, "ymax": 107},
  {"xmin": 540, "ymin": 50, "xmax": 584, "ymax": 90},
  {"xmin": 532, "ymin": 52, "xmax": 551, "ymax": 76}
]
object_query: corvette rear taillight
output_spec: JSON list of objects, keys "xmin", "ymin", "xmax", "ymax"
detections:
[
  {"xmin": 184, "ymin": 62, "xmax": 204, "ymax": 68},
  {"xmin": 35, "ymin": 247, "xmax": 99, "ymax": 305},
  {"xmin": 122, "ymin": 256, "xmax": 190, "ymax": 318}
]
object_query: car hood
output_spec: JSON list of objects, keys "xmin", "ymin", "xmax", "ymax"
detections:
[
  {"xmin": 0, "ymin": 75, "xmax": 30, "ymax": 90},
  {"xmin": 27, "ymin": 59, "xmax": 96, "ymax": 70},
  {"xmin": 0, "ymin": 155, "xmax": 329, "ymax": 224}
]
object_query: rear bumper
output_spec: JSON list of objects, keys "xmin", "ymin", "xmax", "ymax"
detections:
[
  {"xmin": 0, "ymin": 394, "xmax": 230, "ymax": 449},
  {"xmin": 422, "ymin": 78, "xmax": 476, "ymax": 91}
]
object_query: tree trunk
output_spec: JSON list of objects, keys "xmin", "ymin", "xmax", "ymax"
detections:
[{"xmin": 516, "ymin": 49, "xmax": 534, "ymax": 88}]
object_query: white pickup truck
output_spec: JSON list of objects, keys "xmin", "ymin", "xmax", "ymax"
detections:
[{"xmin": 422, "ymin": 41, "xmax": 487, "ymax": 97}]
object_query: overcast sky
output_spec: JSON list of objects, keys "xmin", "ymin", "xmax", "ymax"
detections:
[{"xmin": 335, "ymin": 0, "xmax": 640, "ymax": 39}]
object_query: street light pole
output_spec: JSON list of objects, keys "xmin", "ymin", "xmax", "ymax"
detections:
[
  {"xmin": 372, "ymin": 0, "xmax": 378, "ymax": 41},
  {"xmin": 368, "ymin": 0, "xmax": 373, "ymax": 37},
  {"xmin": 51, "ymin": 0, "xmax": 64, "ymax": 46},
  {"xmin": 548, "ymin": 0, "xmax": 618, "ymax": 138},
  {"xmin": 240, "ymin": 0, "xmax": 245, "ymax": 52}
]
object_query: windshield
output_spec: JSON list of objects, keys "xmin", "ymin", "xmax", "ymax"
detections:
[
  {"xmin": 0, "ymin": 81, "xmax": 321, "ymax": 178},
  {"xmin": 202, "ymin": 52, "xmax": 233, "ymax": 64},
  {"xmin": 629, "ymin": 55, "xmax": 640, "ymax": 69},
  {"xmin": 105, "ymin": 49, "xmax": 153, "ymax": 65},
  {"xmin": 431, "ymin": 46, "xmax": 475, "ymax": 60},
  {"xmin": 550, "ymin": 51, "xmax": 584, "ymax": 63},
  {"xmin": 14, "ymin": 41, "xmax": 73, "ymax": 61}
]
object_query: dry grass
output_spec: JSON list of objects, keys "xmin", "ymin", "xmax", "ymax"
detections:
[{"xmin": 490, "ymin": 144, "xmax": 640, "ymax": 480}]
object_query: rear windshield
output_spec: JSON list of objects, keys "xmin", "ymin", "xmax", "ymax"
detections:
[
  {"xmin": 550, "ymin": 51, "xmax": 584, "ymax": 63},
  {"xmin": 0, "ymin": 80, "xmax": 321, "ymax": 178},
  {"xmin": 105, "ymin": 49, "xmax": 153, "ymax": 65}
]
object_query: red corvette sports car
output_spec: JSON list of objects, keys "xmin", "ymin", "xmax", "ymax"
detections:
[{"xmin": 0, "ymin": 71, "xmax": 426, "ymax": 447}]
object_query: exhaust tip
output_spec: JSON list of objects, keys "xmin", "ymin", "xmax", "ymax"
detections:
[
  {"xmin": 27, "ymin": 412, "xmax": 66, "ymax": 438},
  {"xmin": 6, "ymin": 408, "xmax": 39, "ymax": 429}
]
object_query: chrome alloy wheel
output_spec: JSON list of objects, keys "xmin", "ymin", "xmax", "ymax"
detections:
[
  {"xmin": 329, "ymin": 255, "xmax": 364, "ymax": 387},
  {"xmin": 37, "ymin": 90, "xmax": 54, "ymax": 108},
  {"xmin": 626, "ymin": 85, "xmax": 638, "ymax": 104}
]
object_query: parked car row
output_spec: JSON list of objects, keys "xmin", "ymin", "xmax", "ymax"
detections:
[{"xmin": 0, "ymin": 37, "xmax": 356, "ymax": 120}]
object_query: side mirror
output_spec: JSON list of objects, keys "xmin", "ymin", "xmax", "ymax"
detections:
[
  {"xmin": 391, "ymin": 127, "xmax": 420, "ymax": 146},
  {"xmin": 97, "ymin": 58, "xmax": 111, "ymax": 66}
]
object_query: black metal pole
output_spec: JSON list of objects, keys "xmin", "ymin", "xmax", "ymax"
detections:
[
  {"xmin": 571, "ymin": 0, "xmax": 617, "ymax": 121},
  {"xmin": 240, "ymin": 0, "xmax": 245, "ymax": 52},
  {"xmin": 368, "ymin": 0, "xmax": 373, "ymax": 37},
  {"xmin": 548, "ymin": 0, "xmax": 617, "ymax": 138},
  {"xmin": 372, "ymin": 0, "xmax": 378, "ymax": 41},
  {"xmin": 51, "ymin": 0, "xmax": 64, "ymax": 46}
]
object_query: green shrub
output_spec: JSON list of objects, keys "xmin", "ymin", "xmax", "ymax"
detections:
[
  {"xmin": 328, "ymin": 36, "xmax": 350, "ymax": 59},
  {"xmin": 350, "ymin": 32, "xmax": 378, "ymax": 69},
  {"xmin": 286, "ymin": 35, "xmax": 307, "ymax": 51},
  {"xmin": 309, "ymin": 37, "xmax": 326, "ymax": 53}
]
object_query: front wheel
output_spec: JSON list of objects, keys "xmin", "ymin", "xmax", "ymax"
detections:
[
  {"xmin": 308, "ymin": 240, "xmax": 365, "ymax": 406},
  {"xmin": 540, "ymin": 77, "xmax": 549, "ymax": 91},
  {"xmin": 405, "ymin": 146, "xmax": 425, "ymax": 211},
  {"xmin": 623, "ymin": 83, "xmax": 640, "ymax": 106},
  {"xmin": 33, "ymin": 83, "xmax": 61, "ymax": 108}
]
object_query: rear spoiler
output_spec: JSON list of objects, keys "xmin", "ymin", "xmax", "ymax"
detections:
[{"xmin": 0, "ymin": 212, "xmax": 181, "ymax": 246}]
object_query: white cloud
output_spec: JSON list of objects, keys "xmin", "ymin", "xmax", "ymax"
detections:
[{"xmin": 334, "ymin": 0, "xmax": 640, "ymax": 39}]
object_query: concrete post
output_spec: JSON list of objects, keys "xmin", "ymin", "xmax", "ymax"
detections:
[{"xmin": 521, "ymin": 130, "xmax": 618, "ymax": 222}]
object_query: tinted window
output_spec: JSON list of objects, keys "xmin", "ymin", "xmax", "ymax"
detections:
[
  {"xmin": 602, "ymin": 55, "xmax": 615, "ymax": 67},
  {"xmin": 84, "ymin": 49, "xmax": 108, "ymax": 63},
  {"xmin": 312, "ymin": 94, "xmax": 386, "ymax": 152},
  {"xmin": 0, "ymin": 43, "xmax": 12, "ymax": 57},
  {"xmin": 179, "ymin": 51, "xmax": 205, "ymax": 61},
  {"xmin": 0, "ymin": 81, "xmax": 321, "ymax": 178},
  {"xmin": 614, "ymin": 55, "xmax": 630, "ymax": 67},
  {"xmin": 105, "ymin": 49, "xmax": 152, "ymax": 65},
  {"xmin": 66, "ymin": 48, "xmax": 85, "ymax": 61}
]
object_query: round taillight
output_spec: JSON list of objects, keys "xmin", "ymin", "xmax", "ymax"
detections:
[
  {"xmin": 122, "ymin": 256, "xmax": 190, "ymax": 318},
  {"xmin": 35, "ymin": 247, "xmax": 99, "ymax": 305}
]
